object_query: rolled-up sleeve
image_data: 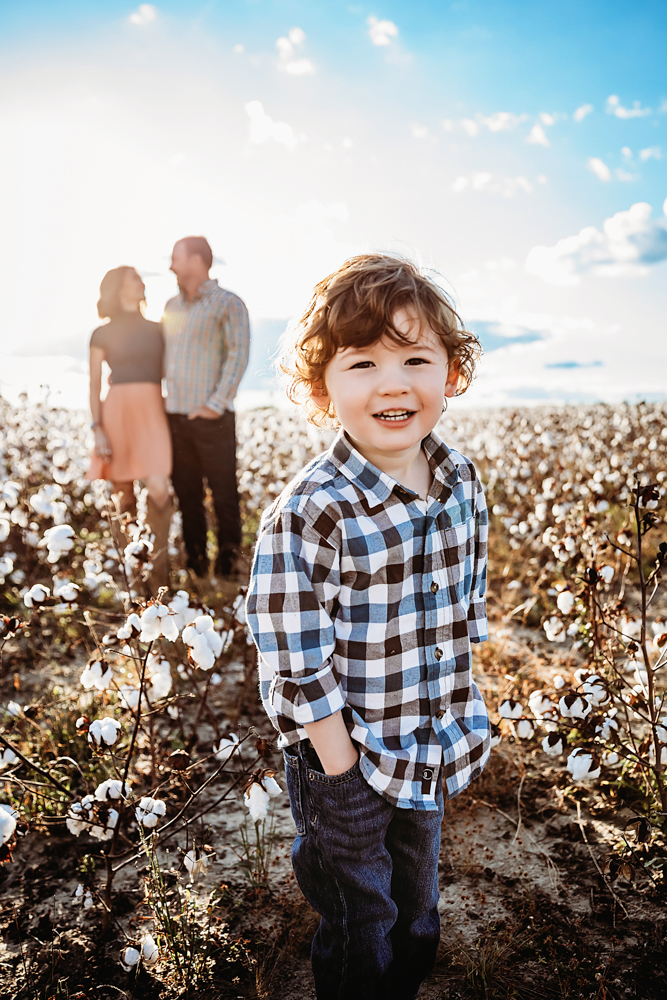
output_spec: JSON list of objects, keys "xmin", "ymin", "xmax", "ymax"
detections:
[
  {"xmin": 467, "ymin": 477, "xmax": 488, "ymax": 644},
  {"xmin": 246, "ymin": 507, "xmax": 345, "ymax": 725}
]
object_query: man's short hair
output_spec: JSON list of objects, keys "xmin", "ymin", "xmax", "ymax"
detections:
[
  {"xmin": 176, "ymin": 236, "xmax": 213, "ymax": 270},
  {"xmin": 278, "ymin": 253, "xmax": 482, "ymax": 426}
]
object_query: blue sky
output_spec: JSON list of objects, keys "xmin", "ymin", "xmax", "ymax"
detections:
[{"xmin": 0, "ymin": 0, "xmax": 665, "ymax": 408}]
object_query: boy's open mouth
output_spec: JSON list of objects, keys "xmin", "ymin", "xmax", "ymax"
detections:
[{"xmin": 373, "ymin": 409, "xmax": 416, "ymax": 423}]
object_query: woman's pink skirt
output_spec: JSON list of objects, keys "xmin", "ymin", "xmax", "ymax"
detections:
[{"xmin": 87, "ymin": 382, "xmax": 172, "ymax": 482}]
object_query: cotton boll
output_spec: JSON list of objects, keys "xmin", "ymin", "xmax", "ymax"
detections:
[
  {"xmin": 498, "ymin": 699, "xmax": 523, "ymax": 719},
  {"xmin": 54, "ymin": 581, "xmax": 80, "ymax": 603},
  {"xmin": 23, "ymin": 583, "xmax": 50, "ymax": 608},
  {"xmin": 602, "ymin": 751, "xmax": 621, "ymax": 767},
  {"xmin": 543, "ymin": 616, "xmax": 566, "ymax": 642},
  {"xmin": 147, "ymin": 659, "xmax": 172, "ymax": 701},
  {"xmin": 95, "ymin": 778, "xmax": 129, "ymax": 801},
  {"xmin": 559, "ymin": 693, "xmax": 592, "ymax": 720},
  {"xmin": 244, "ymin": 781, "xmax": 270, "ymax": 822},
  {"xmin": 141, "ymin": 934, "xmax": 159, "ymax": 967},
  {"xmin": 39, "ymin": 524, "xmax": 75, "ymax": 563},
  {"xmin": 87, "ymin": 718, "xmax": 121, "ymax": 747},
  {"xmin": 566, "ymin": 748, "xmax": 600, "ymax": 782},
  {"xmin": 120, "ymin": 945, "xmax": 141, "ymax": 971},
  {"xmin": 0, "ymin": 747, "xmax": 18, "ymax": 769},
  {"xmin": 214, "ymin": 734, "xmax": 240, "ymax": 763},
  {"xmin": 117, "ymin": 612, "xmax": 142, "ymax": 640},
  {"xmin": 553, "ymin": 674, "xmax": 566, "ymax": 690},
  {"xmin": 512, "ymin": 719, "xmax": 535, "ymax": 740},
  {"xmin": 135, "ymin": 797, "xmax": 166, "ymax": 828},
  {"xmin": 556, "ymin": 590, "xmax": 575, "ymax": 615},
  {"xmin": 118, "ymin": 685, "xmax": 141, "ymax": 710},
  {"xmin": 542, "ymin": 733, "xmax": 564, "ymax": 756},
  {"xmin": 0, "ymin": 806, "xmax": 16, "ymax": 845},
  {"xmin": 183, "ymin": 847, "xmax": 213, "ymax": 878},
  {"xmin": 582, "ymin": 675, "xmax": 608, "ymax": 706},
  {"xmin": 6, "ymin": 701, "xmax": 22, "ymax": 718},
  {"xmin": 599, "ymin": 565, "xmax": 614, "ymax": 584},
  {"xmin": 596, "ymin": 715, "xmax": 619, "ymax": 741},
  {"xmin": 263, "ymin": 775, "xmax": 282, "ymax": 797},
  {"xmin": 80, "ymin": 659, "xmax": 112, "ymax": 691},
  {"xmin": 528, "ymin": 691, "xmax": 557, "ymax": 720},
  {"xmin": 182, "ymin": 615, "xmax": 222, "ymax": 667}
]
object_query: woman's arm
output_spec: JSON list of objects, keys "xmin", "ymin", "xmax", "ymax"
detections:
[{"xmin": 89, "ymin": 346, "xmax": 112, "ymax": 460}]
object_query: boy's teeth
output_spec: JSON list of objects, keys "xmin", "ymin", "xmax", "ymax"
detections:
[{"xmin": 376, "ymin": 410, "xmax": 412, "ymax": 421}]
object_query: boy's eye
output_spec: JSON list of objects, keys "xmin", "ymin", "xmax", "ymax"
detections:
[
  {"xmin": 349, "ymin": 360, "xmax": 375, "ymax": 369},
  {"xmin": 405, "ymin": 357, "xmax": 429, "ymax": 366}
]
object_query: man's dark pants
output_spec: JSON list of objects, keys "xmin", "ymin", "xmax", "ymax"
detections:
[
  {"xmin": 284, "ymin": 741, "xmax": 443, "ymax": 1000},
  {"xmin": 168, "ymin": 411, "xmax": 241, "ymax": 576}
]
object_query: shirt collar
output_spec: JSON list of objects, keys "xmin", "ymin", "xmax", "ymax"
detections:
[
  {"xmin": 328, "ymin": 429, "xmax": 461, "ymax": 509},
  {"xmin": 178, "ymin": 278, "xmax": 219, "ymax": 305}
]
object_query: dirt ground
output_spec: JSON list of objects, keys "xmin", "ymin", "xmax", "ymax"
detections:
[{"xmin": 1, "ymin": 613, "xmax": 666, "ymax": 1000}]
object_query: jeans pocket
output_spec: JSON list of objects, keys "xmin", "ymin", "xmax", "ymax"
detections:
[
  {"xmin": 283, "ymin": 750, "xmax": 306, "ymax": 836},
  {"xmin": 306, "ymin": 759, "xmax": 361, "ymax": 787}
]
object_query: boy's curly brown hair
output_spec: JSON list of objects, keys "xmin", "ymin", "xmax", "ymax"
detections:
[{"xmin": 278, "ymin": 253, "xmax": 482, "ymax": 426}]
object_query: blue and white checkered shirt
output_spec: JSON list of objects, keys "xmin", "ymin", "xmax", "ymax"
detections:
[
  {"xmin": 163, "ymin": 279, "xmax": 250, "ymax": 415},
  {"xmin": 246, "ymin": 430, "xmax": 491, "ymax": 810}
]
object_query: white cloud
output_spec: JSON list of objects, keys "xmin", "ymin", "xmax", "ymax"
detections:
[
  {"xmin": 233, "ymin": 44, "xmax": 244, "ymax": 54},
  {"xmin": 606, "ymin": 94, "xmax": 651, "ymax": 119},
  {"xmin": 527, "ymin": 123, "xmax": 549, "ymax": 147},
  {"xmin": 621, "ymin": 146, "xmax": 633, "ymax": 161},
  {"xmin": 616, "ymin": 168, "xmax": 634, "ymax": 182},
  {"xmin": 640, "ymin": 146, "xmax": 662, "ymax": 161},
  {"xmin": 525, "ymin": 198, "xmax": 667, "ymax": 285},
  {"xmin": 573, "ymin": 103, "xmax": 593, "ymax": 122},
  {"xmin": 441, "ymin": 119, "xmax": 454, "ymax": 131},
  {"xmin": 367, "ymin": 16, "xmax": 399, "ymax": 46},
  {"xmin": 245, "ymin": 101, "xmax": 300, "ymax": 150},
  {"xmin": 411, "ymin": 124, "xmax": 428, "ymax": 139},
  {"xmin": 452, "ymin": 172, "xmax": 533, "ymax": 197},
  {"xmin": 588, "ymin": 157, "xmax": 611, "ymax": 182},
  {"xmin": 461, "ymin": 118, "xmax": 479, "ymax": 137},
  {"xmin": 276, "ymin": 27, "xmax": 315, "ymax": 75},
  {"xmin": 540, "ymin": 112, "xmax": 556, "ymax": 126},
  {"xmin": 128, "ymin": 4, "xmax": 157, "ymax": 25},
  {"xmin": 479, "ymin": 111, "xmax": 525, "ymax": 132}
]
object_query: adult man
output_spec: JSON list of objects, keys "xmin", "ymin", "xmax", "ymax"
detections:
[{"xmin": 164, "ymin": 236, "xmax": 250, "ymax": 579}]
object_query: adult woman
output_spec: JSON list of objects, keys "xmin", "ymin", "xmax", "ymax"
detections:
[{"xmin": 88, "ymin": 266, "xmax": 173, "ymax": 590}]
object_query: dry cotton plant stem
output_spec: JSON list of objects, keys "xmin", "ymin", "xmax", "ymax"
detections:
[
  {"xmin": 512, "ymin": 768, "xmax": 526, "ymax": 844},
  {"xmin": 633, "ymin": 491, "xmax": 667, "ymax": 814},
  {"xmin": 0, "ymin": 733, "xmax": 73, "ymax": 798},
  {"xmin": 575, "ymin": 800, "xmax": 628, "ymax": 921}
]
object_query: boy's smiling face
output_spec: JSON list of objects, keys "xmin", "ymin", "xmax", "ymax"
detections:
[{"xmin": 311, "ymin": 307, "xmax": 459, "ymax": 465}]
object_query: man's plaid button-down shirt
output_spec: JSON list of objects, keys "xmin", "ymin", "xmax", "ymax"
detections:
[
  {"xmin": 163, "ymin": 279, "xmax": 250, "ymax": 415},
  {"xmin": 246, "ymin": 430, "xmax": 491, "ymax": 810}
]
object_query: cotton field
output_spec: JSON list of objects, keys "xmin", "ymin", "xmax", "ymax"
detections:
[{"xmin": 1, "ymin": 395, "xmax": 666, "ymax": 999}]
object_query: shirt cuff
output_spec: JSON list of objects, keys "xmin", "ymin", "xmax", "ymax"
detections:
[
  {"xmin": 269, "ymin": 664, "xmax": 346, "ymax": 725},
  {"xmin": 204, "ymin": 398, "xmax": 229, "ymax": 415}
]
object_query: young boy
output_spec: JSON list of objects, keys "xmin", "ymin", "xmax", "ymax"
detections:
[{"xmin": 246, "ymin": 254, "xmax": 490, "ymax": 1000}]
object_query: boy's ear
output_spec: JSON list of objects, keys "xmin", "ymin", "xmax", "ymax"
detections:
[
  {"xmin": 309, "ymin": 381, "xmax": 330, "ymax": 410},
  {"xmin": 444, "ymin": 359, "xmax": 460, "ymax": 398}
]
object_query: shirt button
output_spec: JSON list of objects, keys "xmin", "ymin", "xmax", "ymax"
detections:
[
  {"xmin": 430, "ymin": 581, "xmax": 439, "ymax": 594},
  {"xmin": 435, "ymin": 710, "xmax": 445, "ymax": 720},
  {"xmin": 422, "ymin": 767, "xmax": 433, "ymax": 780},
  {"xmin": 434, "ymin": 647, "xmax": 443, "ymax": 660}
]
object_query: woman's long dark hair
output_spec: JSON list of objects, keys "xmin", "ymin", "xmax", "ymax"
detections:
[{"xmin": 97, "ymin": 266, "xmax": 144, "ymax": 319}]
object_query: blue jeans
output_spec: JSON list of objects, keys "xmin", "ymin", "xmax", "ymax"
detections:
[{"xmin": 284, "ymin": 741, "xmax": 443, "ymax": 1000}]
